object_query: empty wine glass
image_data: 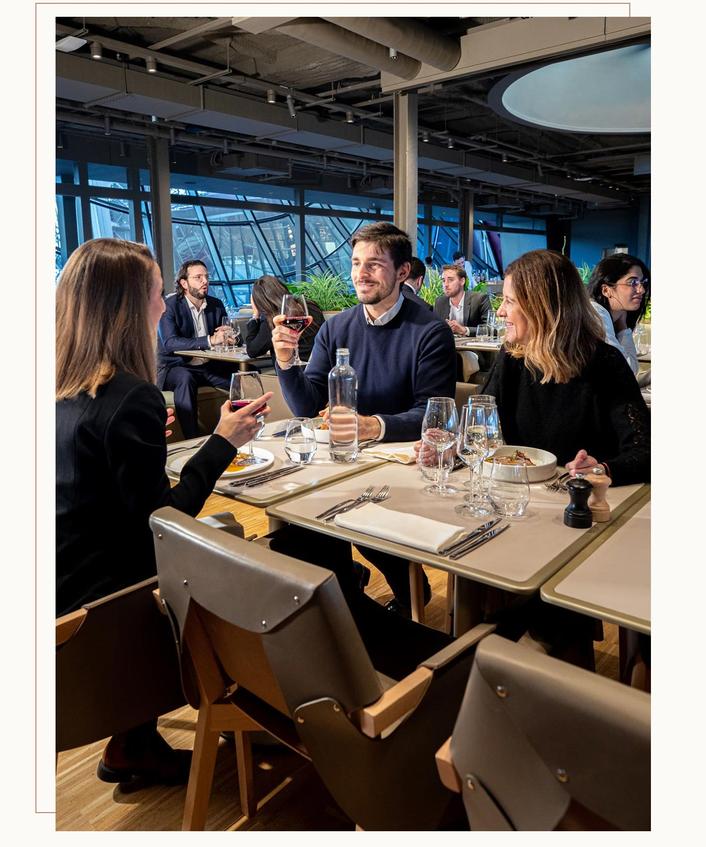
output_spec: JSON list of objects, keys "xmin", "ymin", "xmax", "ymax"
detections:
[
  {"xmin": 229, "ymin": 372, "xmax": 267, "ymax": 464},
  {"xmin": 476, "ymin": 323, "xmax": 490, "ymax": 342},
  {"xmin": 280, "ymin": 294, "xmax": 312, "ymax": 366},
  {"xmin": 455, "ymin": 404, "xmax": 492, "ymax": 517},
  {"xmin": 489, "ymin": 460, "xmax": 530, "ymax": 518},
  {"xmin": 284, "ymin": 417, "xmax": 317, "ymax": 465},
  {"xmin": 421, "ymin": 397, "xmax": 459, "ymax": 496}
]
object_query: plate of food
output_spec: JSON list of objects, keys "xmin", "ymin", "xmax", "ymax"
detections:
[
  {"xmin": 166, "ymin": 447, "xmax": 275, "ymax": 479},
  {"xmin": 482, "ymin": 445, "xmax": 557, "ymax": 483}
]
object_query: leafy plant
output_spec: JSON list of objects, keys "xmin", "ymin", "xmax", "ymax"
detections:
[
  {"xmin": 289, "ymin": 270, "xmax": 357, "ymax": 311},
  {"xmin": 576, "ymin": 262, "xmax": 594, "ymax": 285},
  {"xmin": 418, "ymin": 267, "xmax": 443, "ymax": 305},
  {"xmin": 473, "ymin": 279, "xmax": 502, "ymax": 311}
]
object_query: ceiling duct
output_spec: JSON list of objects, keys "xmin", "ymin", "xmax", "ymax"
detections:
[
  {"xmin": 275, "ymin": 18, "xmax": 421, "ymax": 79},
  {"xmin": 214, "ymin": 152, "xmax": 289, "ymax": 177},
  {"xmin": 322, "ymin": 17, "xmax": 461, "ymax": 71}
]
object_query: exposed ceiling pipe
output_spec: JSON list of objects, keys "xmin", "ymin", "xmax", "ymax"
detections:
[
  {"xmin": 275, "ymin": 19, "xmax": 421, "ymax": 79},
  {"xmin": 322, "ymin": 17, "xmax": 461, "ymax": 71},
  {"xmin": 149, "ymin": 18, "xmax": 233, "ymax": 50}
]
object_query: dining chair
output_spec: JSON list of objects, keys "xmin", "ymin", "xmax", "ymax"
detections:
[
  {"xmin": 150, "ymin": 506, "xmax": 496, "ymax": 831},
  {"xmin": 56, "ymin": 577, "xmax": 187, "ymax": 755},
  {"xmin": 259, "ymin": 373, "xmax": 293, "ymax": 421},
  {"xmin": 435, "ymin": 634, "xmax": 651, "ymax": 830}
]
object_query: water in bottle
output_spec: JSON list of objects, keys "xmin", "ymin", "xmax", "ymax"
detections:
[{"xmin": 328, "ymin": 348, "xmax": 358, "ymax": 462}]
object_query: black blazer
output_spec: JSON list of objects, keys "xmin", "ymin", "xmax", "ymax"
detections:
[
  {"xmin": 245, "ymin": 299, "xmax": 326, "ymax": 364},
  {"xmin": 56, "ymin": 371, "xmax": 235, "ymax": 615},
  {"xmin": 433, "ymin": 290, "xmax": 491, "ymax": 335},
  {"xmin": 157, "ymin": 293, "xmax": 227, "ymax": 387},
  {"xmin": 401, "ymin": 282, "xmax": 433, "ymax": 312}
]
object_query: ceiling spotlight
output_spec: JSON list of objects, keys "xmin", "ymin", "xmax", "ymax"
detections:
[
  {"xmin": 389, "ymin": 47, "xmax": 398, "ymax": 60},
  {"xmin": 447, "ymin": 137, "xmax": 454, "ymax": 149},
  {"xmin": 223, "ymin": 138, "xmax": 229, "ymax": 155},
  {"xmin": 145, "ymin": 57, "xmax": 157, "ymax": 73},
  {"xmin": 422, "ymin": 131, "xmax": 429, "ymax": 143},
  {"xmin": 119, "ymin": 142, "xmax": 127, "ymax": 158},
  {"xmin": 56, "ymin": 132, "xmax": 64, "ymax": 150},
  {"xmin": 90, "ymin": 41, "xmax": 103, "ymax": 60},
  {"xmin": 103, "ymin": 116, "xmax": 111, "ymax": 136},
  {"xmin": 345, "ymin": 111, "xmax": 354, "ymax": 124},
  {"xmin": 537, "ymin": 162, "xmax": 543, "ymax": 177},
  {"xmin": 501, "ymin": 153, "xmax": 508, "ymax": 163},
  {"xmin": 266, "ymin": 89, "xmax": 276, "ymax": 104},
  {"xmin": 286, "ymin": 94, "xmax": 296, "ymax": 119}
]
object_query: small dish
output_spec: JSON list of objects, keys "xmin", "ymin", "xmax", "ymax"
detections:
[
  {"xmin": 167, "ymin": 447, "xmax": 275, "ymax": 478},
  {"xmin": 482, "ymin": 445, "xmax": 557, "ymax": 483}
]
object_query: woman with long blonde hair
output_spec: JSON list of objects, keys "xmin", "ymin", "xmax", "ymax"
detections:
[
  {"xmin": 56, "ymin": 238, "xmax": 271, "ymax": 786},
  {"xmin": 487, "ymin": 248, "xmax": 649, "ymax": 484}
]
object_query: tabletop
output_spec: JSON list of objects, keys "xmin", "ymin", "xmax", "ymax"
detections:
[
  {"xmin": 174, "ymin": 348, "xmax": 272, "ymax": 368},
  {"xmin": 165, "ymin": 424, "xmax": 385, "ymax": 509},
  {"xmin": 540, "ymin": 498, "xmax": 650, "ymax": 634},
  {"xmin": 454, "ymin": 339, "xmax": 502, "ymax": 354},
  {"xmin": 266, "ymin": 460, "xmax": 649, "ymax": 596}
]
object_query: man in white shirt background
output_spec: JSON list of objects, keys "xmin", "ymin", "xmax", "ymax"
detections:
[
  {"xmin": 157, "ymin": 259, "xmax": 233, "ymax": 438},
  {"xmin": 433, "ymin": 264, "xmax": 491, "ymax": 337}
]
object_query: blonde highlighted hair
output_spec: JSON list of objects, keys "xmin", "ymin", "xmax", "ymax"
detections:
[
  {"xmin": 504, "ymin": 249, "xmax": 604, "ymax": 384},
  {"xmin": 56, "ymin": 238, "xmax": 158, "ymax": 400}
]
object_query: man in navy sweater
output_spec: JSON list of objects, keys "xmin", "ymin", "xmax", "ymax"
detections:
[
  {"xmin": 157, "ymin": 260, "xmax": 233, "ymax": 438},
  {"xmin": 272, "ymin": 222, "xmax": 456, "ymax": 615}
]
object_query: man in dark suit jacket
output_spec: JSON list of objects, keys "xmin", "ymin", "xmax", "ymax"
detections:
[
  {"xmin": 400, "ymin": 256, "xmax": 433, "ymax": 311},
  {"xmin": 433, "ymin": 263, "xmax": 491, "ymax": 336},
  {"xmin": 157, "ymin": 260, "xmax": 234, "ymax": 438}
]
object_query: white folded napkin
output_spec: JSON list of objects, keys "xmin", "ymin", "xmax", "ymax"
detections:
[
  {"xmin": 360, "ymin": 444, "xmax": 416, "ymax": 464},
  {"xmin": 334, "ymin": 502, "xmax": 466, "ymax": 553}
]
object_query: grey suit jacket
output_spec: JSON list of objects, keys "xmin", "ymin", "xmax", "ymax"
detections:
[{"xmin": 433, "ymin": 290, "xmax": 491, "ymax": 335}]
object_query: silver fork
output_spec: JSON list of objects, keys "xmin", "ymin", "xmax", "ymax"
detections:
[
  {"xmin": 545, "ymin": 472, "xmax": 571, "ymax": 492},
  {"xmin": 325, "ymin": 485, "xmax": 389, "ymax": 522},
  {"xmin": 316, "ymin": 486, "xmax": 374, "ymax": 520}
]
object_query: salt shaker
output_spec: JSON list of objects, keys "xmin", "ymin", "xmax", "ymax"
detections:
[
  {"xmin": 585, "ymin": 466, "xmax": 612, "ymax": 522},
  {"xmin": 563, "ymin": 477, "xmax": 593, "ymax": 528}
]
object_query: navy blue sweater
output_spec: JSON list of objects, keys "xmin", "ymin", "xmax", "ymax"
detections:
[{"xmin": 276, "ymin": 298, "xmax": 456, "ymax": 442}]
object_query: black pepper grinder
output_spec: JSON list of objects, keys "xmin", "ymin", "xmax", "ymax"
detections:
[{"xmin": 564, "ymin": 477, "xmax": 593, "ymax": 528}]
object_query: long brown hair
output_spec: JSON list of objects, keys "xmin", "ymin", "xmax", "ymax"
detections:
[
  {"xmin": 251, "ymin": 275, "xmax": 291, "ymax": 328},
  {"xmin": 504, "ymin": 249, "xmax": 604, "ymax": 384},
  {"xmin": 56, "ymin": 238, "xmax": 158, "ymax": 399}
]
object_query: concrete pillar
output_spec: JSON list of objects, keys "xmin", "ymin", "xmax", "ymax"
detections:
[
  {"xmin": 393, "ymin": 91, "xmax": 418, "ymax": 248},
  {"xmin": 459, "ymin": 188, "xmax": 474, "ymax": 264},
  {"xmin": 149, "ymin": 137, "xmax": 174, "ymax": 285}
]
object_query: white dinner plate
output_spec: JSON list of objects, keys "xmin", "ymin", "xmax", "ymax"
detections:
[
  {"xmin": 482, "ymin": 445, "xmax": 557, "ymax": 483},
  {"xmin": 166, "ymin": 446, "xmax": 275, "ymax": 479}
]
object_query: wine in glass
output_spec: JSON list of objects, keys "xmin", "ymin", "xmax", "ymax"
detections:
[
  {"xmin": 455, "ymin": 404, "xmax": 492, "ymax": 517},
  {"xmin": 229, "ymin": 372, "xmax": 268, "ymax": 465},
  {"xmin": 280, "ymin": 294, "xmax": 313, "ymax": 366},
  {"xmin": 421, "ymin": 397, "xmax": 460, "ymax": 497}
]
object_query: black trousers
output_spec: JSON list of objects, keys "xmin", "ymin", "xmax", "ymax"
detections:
[
  {"xmin": 162, "ymin": 364, "xmax": 231, "ymax": 438},
  {"xmin": 355, "ymin": 545, "xmax": 431, "ymax": 609}
]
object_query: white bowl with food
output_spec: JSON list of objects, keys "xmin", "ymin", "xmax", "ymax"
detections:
[
  {"xmin": 314, "ymin": 423, "xmax": 330, "ymax": 443},
  {"xmin": 482, "ymin": 445, "xmax": 557, "ymax": 483}
]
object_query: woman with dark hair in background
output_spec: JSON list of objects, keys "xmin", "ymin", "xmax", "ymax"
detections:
[
  {"xmin": 56, "ymin": 238, "xmax": 271, "ymax": 786},
  {"xmin": 587, "ymin": 254, "xmax": 650, "ymax": 375},
  {"xmin": 245, "ymin": 274, "xmax": 325, "ymax": 365}
]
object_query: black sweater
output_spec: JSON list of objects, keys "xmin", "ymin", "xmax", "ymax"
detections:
[
  {"xmin": 56, "ymin": 372, "xmax": 236, "ymax": 615},
  {"xmin": 482, "ymin": 342, "xmax": 650, "ymax": 485},
  {"xmin": 245, "ymin": 299, "xmax": 325, "ymax": 365}
]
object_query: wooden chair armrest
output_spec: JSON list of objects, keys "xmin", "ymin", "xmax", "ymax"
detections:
[
  {"xmin": 56, "ymin": 607, "xmax": 87, "ymax": 646},
  {"xmin": 421, "ymin": 622, "xmax": 496, "ymax": 671},
  {"xmin": 354, "ymin": 666, "xmax": 433, "ymax": 738},
  {"xmin": 435, "ymin": 737, "xmax": 462, "ymax": 793}
]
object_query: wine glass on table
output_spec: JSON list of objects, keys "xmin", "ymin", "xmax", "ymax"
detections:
[
  {"xmin": 455, "ymin": 404, "xmax": 492, "ymax": 517},
  {"xmin": 229, "ymin": 372, "xmax": 268, "ymax": 465},
  {"xmin": 421, "ymin": 397, "xmax": 460, "ymax": 497},
  {"xmin": 280, "ymin": 294, "xmax": 312, "ymax": 366}
]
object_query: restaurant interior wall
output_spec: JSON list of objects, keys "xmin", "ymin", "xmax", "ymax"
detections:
[
  {"xmin": 569, "ymin": 207, "xmax": 643, "ymax": 270},
  {"xmin": 55, "ymin": 136, "xmax": 552, "ymax": 303}
]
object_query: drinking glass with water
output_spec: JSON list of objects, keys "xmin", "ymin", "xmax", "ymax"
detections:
[
  {"xmin": 284, "ymin": 417, "xmax": 317, "ymax": 465},
  {"xmin": 489, "ymin": 460, "xmax": 530, "ymax": 518}
]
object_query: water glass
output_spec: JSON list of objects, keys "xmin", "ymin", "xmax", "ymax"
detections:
[
  {"xmin": 476, "ymin": 324, "xmax": 490, "ymax": 342},
  {"xmin": 488, "ymin": 460, "xmax": 530, "ymax": 518},
  {"xmin": 284, "ymin": 417, "xmax": 317, "ymax": 465},
  {"xmin": 421, "ymin": 397, "xmax": 459, "ymax": 496},
  {"xmin": 418, "ymin": 439, "xmax": 455, "ymax": 484},
  {"xmin": 454, "ymin": 404, "xmax": 492, "ymax": 517}
]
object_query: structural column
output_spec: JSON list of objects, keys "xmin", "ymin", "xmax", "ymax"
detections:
[
  {"xmin": 393, "ymin": 91, "xmax": 418, "ymax": 248},
  {"xmin": 459, "ymin": 188, "xmax": 474, "ymax": 266},
  {"xmin": 149, "ymin": 137, "xmax": 174, "ymax": 285}
]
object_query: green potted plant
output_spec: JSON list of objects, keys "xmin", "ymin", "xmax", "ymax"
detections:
[
  {"xmin": 288, "ymin": 270, "xmax": 357, "ymax": 317},
  {"xmin": 418, "ymin": 267, "xmax": 443, "ymax": 306}
]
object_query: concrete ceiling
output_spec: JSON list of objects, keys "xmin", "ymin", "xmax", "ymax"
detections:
[{"xmin": 55, "ymin": 15, "xmax": 650, "ymax": 216}]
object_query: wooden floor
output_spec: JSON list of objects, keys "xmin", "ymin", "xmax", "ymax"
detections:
[{"xmin": 55, "ymin": 496, "xmax": 620, "ymax": 831}]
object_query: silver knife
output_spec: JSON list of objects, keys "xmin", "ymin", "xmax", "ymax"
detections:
[
  {"xmin": 228, "ymin": 465, "xmax": 303, "ymax": 489},
  {"xmin": 438, "ymin": 518, "xmax": 501, "ymax": 556},
  {"xmin": 449, "ymin": 523, "xmax": 510, "ymax": 560}
]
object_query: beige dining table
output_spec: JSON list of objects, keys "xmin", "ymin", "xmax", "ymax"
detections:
[
  {"xmin": 173, "ymin": 348, "xmax": 272, "ymax": 371},
  {"xmin": 266, "ymin": 458, "xmax": 649, "ymax": 631}
]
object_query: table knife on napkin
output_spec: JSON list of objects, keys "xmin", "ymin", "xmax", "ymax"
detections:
[{"xmin": 448, "ymin": 523, "xmax": 510, "ymax": 560}]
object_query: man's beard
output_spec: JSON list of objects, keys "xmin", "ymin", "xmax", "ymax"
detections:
[
  {"xmin": 355, "ymin": 279, "xmax": 397, "ymax": 305},
  {"xmin": 187, "ymin": 284, "xmax": 207, "ymax": 300}
]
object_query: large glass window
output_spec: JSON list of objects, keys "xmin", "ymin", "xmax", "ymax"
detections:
[
  {"xmin": 87, "ymin": 163, "xmax": 128, "ymax": 189},
  {"xmin": 90, "ymin": 197, "xmax": 132, "ymax": 240}
]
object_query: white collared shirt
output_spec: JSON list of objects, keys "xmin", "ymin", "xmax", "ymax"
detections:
[
  {"xmin": 185, "ymin": 297, "xmax": 210, "ymax": 365},
  {"xmin": 449, "ymin": 294, "xmax": 472, "ymax": 336},
  {"xmin": 363, "ymin": 293, "xmax": 404, "ymax": 326}
]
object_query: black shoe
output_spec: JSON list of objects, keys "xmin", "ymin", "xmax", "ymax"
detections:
[
  {"xmin": 384, "ymin": 598, "xmax": 412, "ymax": 619},
  {"xmin": 97, "ymin": 732, "xmax": 192, "ymax": 788}
]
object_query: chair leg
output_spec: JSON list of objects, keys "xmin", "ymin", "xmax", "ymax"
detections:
[
  {"xmin": 235, "ymin": 731, "xmax": 257, "ymax": 818},
  {"xmin": 409, "ymin": 562, "xmax": 425, "ymax": 624},
  {"xmin": 182, "ymin": 705, "xmax": 221, "ymax": 831},
  {"xmin": 445, "ymin": 573, "xmax": 455, "ymax": 635}
]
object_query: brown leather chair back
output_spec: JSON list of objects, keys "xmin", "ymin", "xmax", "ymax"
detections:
[
  {"xmin": 56, "ymin": 577, "xmax": 186, "ymax": 752},
  {"xmin": 450, "ymin": 634, "xmax": 651, "ymax": 830}
]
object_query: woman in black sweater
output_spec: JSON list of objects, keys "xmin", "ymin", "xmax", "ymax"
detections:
[
  {"xmin": 56, "ymin": 238, "xmax": 272, "ymax": 786},
  {"xmin": 486, "ymin": 249, "xmax": 649, "ymax": 485},
  {"xmin": 245, "ymin": 275, "xmax": 325, "ymax": 365}
]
